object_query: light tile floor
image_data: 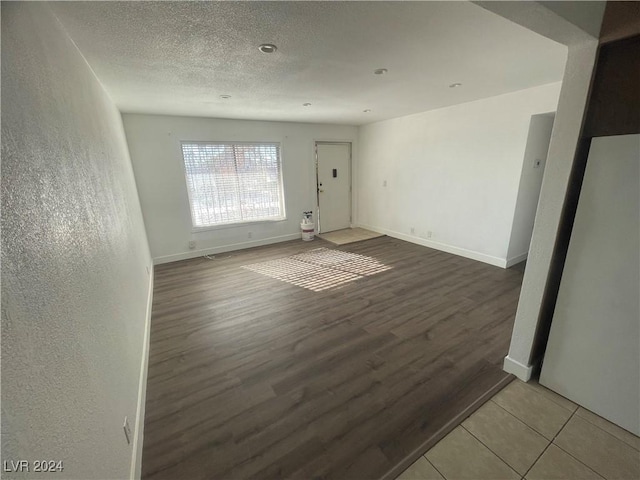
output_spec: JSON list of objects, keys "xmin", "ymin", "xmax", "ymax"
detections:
[{"xmin": 397, "ymin": 379, "xmax": 640, "ymax": 480}]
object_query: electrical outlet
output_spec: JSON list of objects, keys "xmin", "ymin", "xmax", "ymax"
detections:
[
  {"xmin": 248, "ymin": 232, "xmax": 252, "ymax": 239},
  {"xmin": 427, "ymin": 231, "xmax": 433, "ymax": 239},
  {"xmin": 410, "ymin": 227, "xmax": 415, "ymax": 235},
  {"xmin": 383, "ymin": 180, "xmax": 388, "ymax": 187},
  {"xmin": 188, "ymin": 240, "xmax": 196, "ymax": 250},
  {"xmin": 123, "ymin": 417, "xmax": 132, "ymax": 445}
]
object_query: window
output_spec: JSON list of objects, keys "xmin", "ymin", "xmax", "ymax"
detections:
[{"xmin": 181, "ymin": 142, "xmax": 286, "ymax": 228}]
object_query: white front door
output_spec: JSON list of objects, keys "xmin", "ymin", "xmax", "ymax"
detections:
[{"xmin": 316, "ymin": 143, "xmax": 351, "ymax": 233}]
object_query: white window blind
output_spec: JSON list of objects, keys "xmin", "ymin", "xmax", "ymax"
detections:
[{"xmin": 181, "ymin": 142, "xmax": 285, "ymax": 228}]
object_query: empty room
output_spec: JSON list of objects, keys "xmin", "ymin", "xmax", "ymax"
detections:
[{"xmin": 2, "ymin": 2, "xmax": 639, "ymax": 480}]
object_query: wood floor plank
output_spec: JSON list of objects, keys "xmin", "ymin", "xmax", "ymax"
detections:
[{"xmin": 142, "ymin": 236, "xmax": 524, "ymax": 479}]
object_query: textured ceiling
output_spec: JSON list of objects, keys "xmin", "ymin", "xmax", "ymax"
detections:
[{"xmin": 51, "ymin": 1, "xmax": 567, "ymax": 125}]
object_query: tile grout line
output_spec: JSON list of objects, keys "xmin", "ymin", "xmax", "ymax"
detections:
[
  {"xmin": 549, "ymin": 443, "xmax": 606, "ymax": 480},
  {"xmin": 460, "ymin": 424, "xmax": 521, "ymax": 478},
  {"xmin": 422, "ymin": 455, "xmax": 447, "ymax": 480},
  {"xmin": 511, "ymin": 379, "xmax": 576, "ymax": 413},
  {"xmin": 517, "ymin": 380, "xmax": 640, "ymax": 454},
  {"xmin": 394, "ymin": 374, "xmax": 518, "ymax": 480},
  {"xmin": 521, "ymin": 408, "xmax": 576, "ymax": 479},
  {"xmin": 550, "ymin": 418, "xmax": 619, "ymax": 480},
  {"xmin": 487, "ymin": 398, "xmax": 558, "ymax": 440},
  {"xmin": 492, "ymin": 379, "xmax": 581, "ymax": 435},
  {"xmin": 482, "ymin": 382, "xmax": 607, "ymax": 480},
  {"xmin": 442, "ymin": 381, "xmax": 565, "ymax": 478},
  {"xmin": 519, "ymin": 406, "xmax": 603, "ymax": 480},
  {"xmin": 573, "ymin": 408, "xmax": 640, "ymax": 452},
  {"xmin": 527, "ymin": 380, "xmax": 579, "ymax": 413},
  {"xmin": 516, "ymin": 380, "xmax": 575, "ymax": 410}
]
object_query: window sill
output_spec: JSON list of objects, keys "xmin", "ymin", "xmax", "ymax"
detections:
[{"xmin": 191, "ymin": 218, "xmax": 287, "ymax": 233}]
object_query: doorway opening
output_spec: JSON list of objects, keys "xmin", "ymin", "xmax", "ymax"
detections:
[{"xmin": 506, "ymin": 112, "xmax": 556, "ymax": 268}]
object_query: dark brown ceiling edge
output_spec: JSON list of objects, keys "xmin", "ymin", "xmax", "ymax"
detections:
[{"xmin": 600, "ymin": 1, "xmax": 640, "ymax": 44}]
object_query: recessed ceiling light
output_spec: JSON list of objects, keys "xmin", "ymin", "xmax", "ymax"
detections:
[
  {"xmin": 219, "ymin": 94, "xmax": 232, "ymax": 99},
  {"xmin": 449, "ymin": 83, "xmax": 462, "ymax": 88},
  {"xmin": 258, "ymin": 44, "xmax": 277, "ymax": 54},
  {"xmin": 374, "ymin": 68, "xmax": 388, "ymax": 75},
  {"xmin": 363, "ymin": 109, "xmax": 372, "ymax": 113},
  {"xmin": 303, "ymin": 102, "xmax": 312, "ymax": 107}
]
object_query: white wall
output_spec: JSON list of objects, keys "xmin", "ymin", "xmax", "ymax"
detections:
[
  {"xmin": 506, "ymin": 113, "xmax": 555, "ymax": 264},
  {"xmin": 122, "ymin": 114, "xmax": 357, "ymax": 264},
  {"xmin": 1, "ymin": 3, "xmax": 152, "ymax": 479},
  {"xmin": 356, "ymin": 83, "xmax": 561, "ymax": 267},
  {"xmin": 540, "ymin": 134, "xmax": 640, "ymax": 435}
]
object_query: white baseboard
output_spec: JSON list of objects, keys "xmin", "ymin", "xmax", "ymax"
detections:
[
  {"xmin": 130, "ymin": 266, "xmax": 153, "ymax": 480},
  {"xmin": 506, "ymin": 252, "xmax": 528, "ymax": 268},
  {"xmin": 503, "ymin": 355, "xmax": 535, "ymax": 381},
  {"xmin": 153, "ymin": 233, "xmax": 301, "ymax": 265},
  {"xmin": 357, "ymin": 224, "xmax": 508, "ymax": 268}
]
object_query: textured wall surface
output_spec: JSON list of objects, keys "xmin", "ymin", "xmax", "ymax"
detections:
[
  {"xmin": 357, "ymin": 83, "xmax": 561, "ymax": 267},
  {"xmin": 123, "ymin": 113, "xmax": 356, "ymax": 264},
  {"xmin": 1, "ymin": 3, "xmax": 152, "ymax": 479}
]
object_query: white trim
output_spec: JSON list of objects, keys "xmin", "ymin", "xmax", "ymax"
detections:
[
  {"xmin": 191, "ymin": 217, "xmax": 287, "ymax": 234},
  {"xmin": 130, "ymin": 266, "xmax": 154, "ymax": 479},
  {"xmin": 357, "ymin": 224, "xmax": 508, "ymax": 268},
  {"xmin": 153, "ymin": 233, "xmax": 301, "ymax": 265},
  {"xmin": 506, "ymin": 252, "xmax": 528, "ymax": 268},
  {"xmin": 503, "ymin": 355, "xmax": 535, "ymax": 381}
]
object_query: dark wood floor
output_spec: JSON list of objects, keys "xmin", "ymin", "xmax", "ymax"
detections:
[{"xmin": 142, "ymin": 236, "xmax": 524, "ymax": 480}]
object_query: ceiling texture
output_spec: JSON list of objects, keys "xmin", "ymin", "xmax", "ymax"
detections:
[{"xmin": 51, "ymin": 1, "xmax": 567, "ymax": 125}]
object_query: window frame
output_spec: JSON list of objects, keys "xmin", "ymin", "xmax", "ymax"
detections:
[{"xmin": 180, "ymin": 140, "xmax": 287, "ymax": 232}]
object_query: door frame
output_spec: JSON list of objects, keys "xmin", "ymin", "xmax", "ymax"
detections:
[{"xmin": 315, "ymin": 141, "xmax": 352, "ymax": 234}]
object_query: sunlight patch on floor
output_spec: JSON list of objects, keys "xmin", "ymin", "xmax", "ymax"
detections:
[{"xmin": 242, "ymin": 247, "xmax": 392, "ymax": 291}]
